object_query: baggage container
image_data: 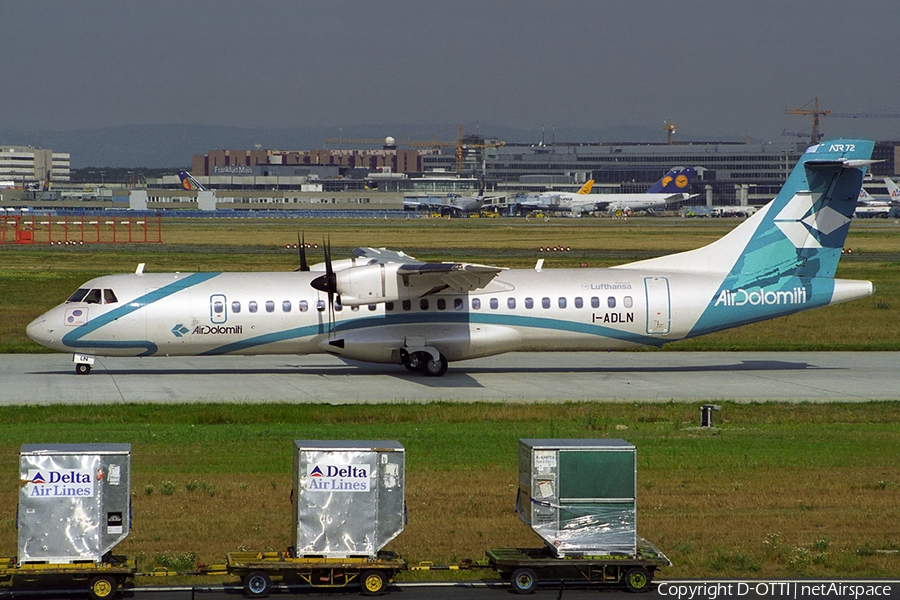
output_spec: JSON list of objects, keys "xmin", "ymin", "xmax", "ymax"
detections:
[
  {"xmin": 19, "ymin": 444, "xmax": 132, "ymax": 564},
  {"xmin": 292, "ymin": 440, "xmax": 404, "ymax": 558},
  {"xmin": 517, "ymin": 439, "xmax": 636, "ymax": 557}
]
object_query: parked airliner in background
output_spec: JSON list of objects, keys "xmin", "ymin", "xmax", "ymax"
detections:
[
  {"xmin": 515, "ymin": 168, "xmax": 696, "ymax": 215},
  {"xmin": 178, "ymin": 171, "xmax": 207, "ymax": 191},
  {"xmin": 403, "ymin": 186, "xmax": 492, "ymax": 216},
  {"xmin": 854, "ymin": 178, "xmax": 900, "ymax": 218},
  {"xmin": 27, "ymin": 141, "xmax": 875, "ymax": 377}
]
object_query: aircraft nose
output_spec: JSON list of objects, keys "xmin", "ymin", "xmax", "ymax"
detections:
[{"xmin": 26, "ymin": 314, "xmax": 54, "ymax": 347}]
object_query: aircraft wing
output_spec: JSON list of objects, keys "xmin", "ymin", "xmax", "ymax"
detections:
[
  {"xmin": 352, "ymin": 248, "xmax": 505, "ymax": 292},
  {"xmin": 353, "ymin": 247, "xmax": 420, "ymax": 263},
  {"xmin": 398, "ymin": 262, "xmax": 505, "ymax": 293}
]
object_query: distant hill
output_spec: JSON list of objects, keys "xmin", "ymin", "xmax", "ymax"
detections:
[{"xmin": 0, "ymin": 123, "xmax": 745, "ymax": 168}]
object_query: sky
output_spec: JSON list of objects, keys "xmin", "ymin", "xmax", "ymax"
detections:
[{"xmin": 3, "ymin": 0, "xmax": 900, "ymax": 142}]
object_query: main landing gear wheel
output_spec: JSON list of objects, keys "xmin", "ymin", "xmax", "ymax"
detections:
[
  {"xmin": 360, "ymin": 569, "xmax": 386, "ymax": 595},
  {"xmin": 510, "ymin": 567, "xmax": 537, "ymax": 594},
  {"xmin": 76, "ymin": 363, "xmax": 92, "ymax": 375},
  {"xmin": 421, "ymin": 353, "xmax": 448, "ymax": 377},
  {"xmin": 624, "ymin": 566, "xmax": 652, "ymax": 593},
  {"xmin": 87, "ymin": 575, "xmax": 117, "ymax": 600},
  {"xmin": 402, "ymin": 351, "xmax": 422, "ymax": 372},
  {"xmin": 243, "ymin": 570, "xmax": 271, "ymax": 597}
]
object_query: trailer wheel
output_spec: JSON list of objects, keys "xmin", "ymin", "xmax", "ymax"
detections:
[
  {"xmin": 88, "ymin": 575, "xmax": 117, "ymax": 600},
  {"xmin": 624, "ymin": 566, "xmax": 651, "ymax": 593},
  {"xmin": 243, "ymin": 571, "xmax": 271, "ymax": 597},
  {"xmin": 511, "ymin": 568, "xmax": 537, "ymax": 594},
  {"xmin": 360, "ymin": 569, "xmax": 386, "ymax": 595}
]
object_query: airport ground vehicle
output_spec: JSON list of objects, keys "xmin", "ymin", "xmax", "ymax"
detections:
[
  {"xmin": 484, "ymin": 538, "xmax": 670, "ymax": 594},
  {"xmin": 0, "ymin": 555, "xmax": 137, "ymax": 600},
  {"xmin": 226, "ymin": 550, "xmax": 407, "ymax": 596}
]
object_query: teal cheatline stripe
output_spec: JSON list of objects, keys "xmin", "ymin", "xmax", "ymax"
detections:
[
  {"xmin": 61, "ymin": 272, "xmax": 221, "ymax": 357},
  {"xmin": 202, "ymin": 310, "xmax": 663, "ymax": 355}
]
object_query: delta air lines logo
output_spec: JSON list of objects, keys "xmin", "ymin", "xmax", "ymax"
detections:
[
  {"xmin": 773, "ymin": 191, "xmax": 849, "ymax": 249},
  {"xmin": 305, "ymin": 462, "xmax": 372, "ymax": 492},
  {"xmin": 25, "ymin": 468, "xmax": 95, "ymax": 498}
]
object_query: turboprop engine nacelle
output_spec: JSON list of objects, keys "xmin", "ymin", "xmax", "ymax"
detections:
[{"xmin": 334, "ymin": 263, "xmax": 404, "ymax": 306}]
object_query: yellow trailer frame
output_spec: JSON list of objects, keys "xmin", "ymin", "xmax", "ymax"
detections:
[
  {"xmin": 0, "ymin": 555, "xmax": 137, "ymax": 600},
  {"xmin": 226, "ymin": 550, "xmax": 406, "ymax": 597}
]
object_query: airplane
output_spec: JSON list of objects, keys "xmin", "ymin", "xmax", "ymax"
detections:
[
  {"xmin": 854, "ymin": 179, "xmax": 899, "ymax": 218},
  {"xmin": 514, "ymin": 168, "xmax": 696, "ymax": 215},
  {"xmin": 27, "ymin": 140, "xmax": 875, "ymax": 377},
  {"xmin": 403, "ymin": 185, "xmax": 492, "ymax": 217},
  {"xmin": 178, "ymin": 171, "xmax": 207, "ymax": 191}
]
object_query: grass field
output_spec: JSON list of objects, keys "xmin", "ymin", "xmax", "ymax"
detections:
[
  {"xmin": 1, "ymin": 217, "xmax": 898, "ymax": 581},
  {"xmin": 2, "ymin": 216, "xmax": 900, "ymax": 352},
  {"xmin": 0, "ymin": 403, "xmax": 897, "ymax": 580}
]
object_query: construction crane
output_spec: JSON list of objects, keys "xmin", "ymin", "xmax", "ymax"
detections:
[
  {"xmin": 785, "ymin": 98, "xmax": 830, "ymax": 145},
  {"xmin": 455, "ymin": 125, "xmax": 505, "ymax": 173},
  {"xmin": 830, "ymin": 112, "xmax": 900, "ymax": 119},
  {"xmin": 663, "ymin": 119, "xmax": 676, "ymax": 145}
]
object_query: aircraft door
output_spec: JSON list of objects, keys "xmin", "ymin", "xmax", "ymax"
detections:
[
  {"xmin": 210, "ymin": 294, "xmax": 227, "ymax": 324},
  {"xmin": 644, "ymin": 277, "xmax": 670, "ymax": 335}
]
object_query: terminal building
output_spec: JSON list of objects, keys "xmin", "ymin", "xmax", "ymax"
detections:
[
  {"xmin": 153, "ymin": 137, "xmax": 899, "ymax": 212},
  {"xmin": 0, "ymin": 146, "xmax": 70, "ymax": 189}
]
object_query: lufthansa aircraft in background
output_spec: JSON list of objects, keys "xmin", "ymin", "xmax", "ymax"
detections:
[
  {"xmin": 514, "ymin": 168, "xmax": 697, "ymax": 215},
  {"xmin": 27, "ymin": 141, "xmax": 875, "ymax": 376}
]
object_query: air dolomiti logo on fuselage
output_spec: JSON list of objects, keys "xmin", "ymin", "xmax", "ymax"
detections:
[
  {"xmin": 306, "ymin": 463, "xmax": 372, "ymax": 492},
  {"xmin": 714, "ymin": 286, "xmax": 807, "ymax": 307},
  {"xmin": 172, "ymin": 323, "xmax": 242, "ymax": 337}
]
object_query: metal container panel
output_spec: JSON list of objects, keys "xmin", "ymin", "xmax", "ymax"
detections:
[
  {"xmin": 292, "ymin": 440, "xmax": 404, "ymax": 558},
  {"xmin": 517, "ymin": 439, "xmax": 636, "ymax": 557},
  {"xmin": 18, "ymin": 444, "xmax": 131, "ymax": 563}
]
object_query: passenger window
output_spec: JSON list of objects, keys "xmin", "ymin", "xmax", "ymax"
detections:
[
  {"xmin": 231, "ymin": 301, "xmax": 241, "ymax": 313},
  {"xmin": 67, "ymin": 288, "xmax": 89, "ymax": 303},
  {"xmin": 402, "ymin": 300, "xmax": 411, "ymax": 311},
  {"xmin": 351, "ymin": 305, "xmax": 359, "ymax": 311},
  {"xmin": 84, "ymin": 289, "xmax": 102, "ymax": 304},
  {"xmin": 437, "ymin": 298, "xmax": 446, "ymax": 310},
  {"xmin": 316, "ymin": 299, "xmax": 326, "ymax": 312},
  {"xmin": 385, "ymin": 302, "xmax": 394, "ymax": 311},
  {"xmin": 266, "ymin": 301, "xmax": 275, "ymax": 313},
  {"xmin": 591, "ymin": 297, "xmax": 600, "ymax": 309},
  {"xmin": 507, "ymin": 298, "xmax": 516, "ymax": 309},
  {"xmin": 575, "ymin": 297, "xmax": 583, "ymax": 309},
  {"xmin": 525, "ymin": 297, "xmax": 534, "ymax": 309},
  {"xmin": 542, "ymin": 297, "xmax": 551, "ymax": 309},
  {"xmin": 624, "ymin": 296, "xmax": 633, "ymax": 308},
  {"xmin": 420, "ymin": 299, "xmax": 429, "ymax": 310},
  {"xmin": 299, "ymin": 300, "xmax": 308, "ymax": 312},
  {"xmin": 558, "ymin": 297, "xmax": 567, "ymax": 309},
  {"xmin": 249, "ymin": 301, "xmax": 258, "ymax": 313},
  {"xmin": 103, "ymin": 290, "xmax": 118, "ymax": 304},
  {"xmin": 213, "ymin": 300, "xmax": 224, "ymax": 314},
  {"xmin": 490, "ymin": 298, "xmax": 499, "ymax": 309},
  {"xmin": 472, "ymin": 298, "xmax": 481, "ymax": 310},
  {"xmin": 334, "ymin": 301, "xmax": 342, "ymax": 312},
  {"xmin": 608, "ymin": 296, "xmax": 616, "ymax": 308},
  {"xmin": 282, "ymin": 300, "xmax": 292, "ymax": 312},
  {"xmin": 368, "ymin": 304, "xmax": 377, "ymax": 311},
  {"xmin": 454, "ymin": 298, "xmax": 463, "ymax": 310}
]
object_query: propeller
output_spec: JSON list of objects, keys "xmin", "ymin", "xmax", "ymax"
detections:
[
  {"xmin": 310, "ymin": 237, "xmax": 338, "ymax": 334},
  {"xmin": 295, "ymin": 232, "xmax": 310, "ymax": 272}
]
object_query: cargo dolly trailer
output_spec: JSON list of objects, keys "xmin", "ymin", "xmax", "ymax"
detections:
[
  {"xmin": 485, "ymin": 536, "xmax": 671, "ymax": 594},
  {"xmin": 9, "ymin": 444, "xmax": 137, "ymax": 600},
  {"xmin": 226, "ymin": 550, "xmax": 406, "ymax": 596}
]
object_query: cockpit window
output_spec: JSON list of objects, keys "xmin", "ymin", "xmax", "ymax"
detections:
[
  {"xmin": 83, "ymin": 289, "xmax": 103, "ymax": 304},
  {"xmin": 67, "ymin": 288, "xmax": 89, "ymax": 303},
  {"xmin": 103, "ymin": 289, "xmax": 118, "ymax": 304}
]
